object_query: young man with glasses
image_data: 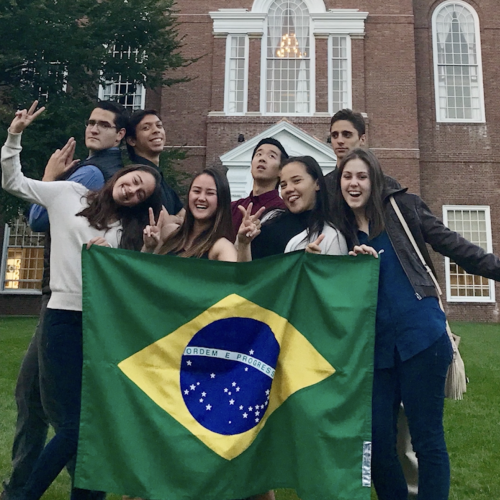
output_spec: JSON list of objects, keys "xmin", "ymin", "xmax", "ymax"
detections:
[{"xmin": 1, "ymin": 100, "xmax": 127, "ymax": 500}]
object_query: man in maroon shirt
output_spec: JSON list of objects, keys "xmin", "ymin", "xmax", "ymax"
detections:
[{"xmin": 231, "ymin": 138, "xmax": 288, "ymax": 239}]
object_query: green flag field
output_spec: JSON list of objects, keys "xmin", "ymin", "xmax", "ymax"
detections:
[{"xmin": 75, "ymin": 248, "xmax": 379, "ymax": 500}]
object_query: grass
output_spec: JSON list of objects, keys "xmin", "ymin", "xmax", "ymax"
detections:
[{"xmin": 1, "ymin": 318, "xmax": 499, "ymax": 499}]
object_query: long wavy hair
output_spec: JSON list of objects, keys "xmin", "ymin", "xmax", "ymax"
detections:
[
  {"xmin": 331, "ymin": 148, "xmax": 385, "ymax": 247},
  {"xmin": 157, "ymin": 168, "xmax": 233, "ymax": 258},
  {"xmin": 265, "ymin": 156, "xmax": 335, "ymax": 241},
  {"xmin": 77, "ymin": 165, "xmax": 162, "ymax": 251}
]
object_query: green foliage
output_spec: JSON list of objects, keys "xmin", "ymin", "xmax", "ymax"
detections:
[
  {"xmin": 0, "ymin": 0, "xmax": 192, "ymax": 219},
  {"xmin": 1, "ymin": 320, "xmax": 500, "ymax": 499}
]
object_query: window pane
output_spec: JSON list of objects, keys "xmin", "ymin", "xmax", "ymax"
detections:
[
  {"xmin": 4, "ymin": 218, "xmax": 44, "ymax": 291},
  {"xmin": 434, "ymin": 3, "xmax": 483, "ymax": 121},
  {"xmin": 446, "ymin": 208, "xmax": 491, "ymax": 299},
  {"xmin": 266, "ymin": 0, "xmax": 310, "ymax": 114}
]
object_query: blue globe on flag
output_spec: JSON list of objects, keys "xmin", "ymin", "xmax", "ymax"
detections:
[{"xmin": 180, "ymin": 317, "xmax": 280, "ymax": 435}]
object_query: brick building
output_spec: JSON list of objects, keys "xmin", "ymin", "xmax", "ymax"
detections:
[{"xmin": 1, "ymin": 0, "xmax": 499, "ymax": 322}]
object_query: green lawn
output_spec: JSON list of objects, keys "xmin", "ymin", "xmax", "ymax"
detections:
[{"xmin": 1, "ymin": 318, "xmax": 499, "ymax": 499}]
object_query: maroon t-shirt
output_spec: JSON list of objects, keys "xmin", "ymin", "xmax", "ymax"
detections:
[{"xmin": 231, "ymin": 189, "xmax": 286, "ymax": 240}]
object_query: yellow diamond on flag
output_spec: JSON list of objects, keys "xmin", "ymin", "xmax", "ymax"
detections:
[{"xmin": 118, "ymin": 293, "xmax": 335, "ymax": 460}]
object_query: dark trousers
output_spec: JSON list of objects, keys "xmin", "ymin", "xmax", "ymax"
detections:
[
  {"xmin": 22, "ymin": 308, "xmax": 104, "ymax": 500},
  {"xmin": 371, "ymin": 333, "xmax": 453, "ymax": 500}
]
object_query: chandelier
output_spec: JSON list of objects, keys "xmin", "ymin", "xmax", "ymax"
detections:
[{"xmin": 276, "ymin": 33, "xmax": 306, "ymax": 58}]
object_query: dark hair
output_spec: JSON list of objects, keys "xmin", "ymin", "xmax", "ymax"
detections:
[
  {"xmin": 157, "ymin": 168, "xmax": 233, "ymax": 258},
  {"xmin": 95, "ymin": 101, "xmax": 129, "ymax": 131},
  {"xmin": 330, "ymin": 109, "xmax": 366, "ymax": 137},
  {"xmin": 331, "ymin": 148, "xmax": 385, "ymax": 246},
  {"xmin": 277, "ymin": 155, "xmax": 335, "ymax": 241},
  {"xmin": 251, "ymin": 138, "xmax": 289, "ymax": 161},
  {"xmin": 77, "ymin": 165, "xmax": 162, "ymax": 251},
  {"xmin": 125, "ymin": 109, "xmax": 161, "ymax": 160}
]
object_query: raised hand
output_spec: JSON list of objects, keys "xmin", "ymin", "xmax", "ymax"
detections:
[
  {"xmin": 10, "ymin": 101, "xmax": 45, "ymax": 134},
  {"xmin": 349, "ymin": 244, "xmax": 379, "ymax": 258},
  {"xmin": 142, "ymin": 207, "xmax": 164, "ymax": 253},
  {"xmin": 305, "ymin": 234, "xmax": 325, "ymax": 254},
  {"xmin": 237, "ymin": 203, "xmax": 266, "ymax": 245},
  {"xmin": 42, "ymin": 138, "xmax": 80, "ymax": 181}
]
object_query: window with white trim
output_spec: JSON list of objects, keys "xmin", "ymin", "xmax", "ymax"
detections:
[
  {"xmin": 432, "ymin": 1, "xmax": 485, "ymax": 122},
  {"xmin": 265, "ymin": 0, "xmax": 311, "ymax": 114},
  {"xmin": 225, "ymin": 35, "xmax": 249, "ymax": 114},
  {"xmin": 329, "ymin": 35, "xmax": 351, "ymax": 114},
  {"xmin": 1, "ymin": 217, "xmax": 44, "ymax": 293},
  {"xmin": 98, "ymin": 46, "xmax": 146, "ymax": 111},
  {"xmin": 443, "ymin": 206, "xmax": 494, "ymax": 302}
]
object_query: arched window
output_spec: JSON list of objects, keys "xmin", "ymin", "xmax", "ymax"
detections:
[
  {"xmin": 266, "ymin": 0, "xmax": 311, "ymax": 114},
  {"xmin": 432, "ymin": 1, "xmax": 485, "ymax": 122}
]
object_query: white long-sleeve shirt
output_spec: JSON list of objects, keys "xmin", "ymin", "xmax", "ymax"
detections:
[{"xmin": 1, "ymin": 131, "xmax": 122, "ymax": 311}]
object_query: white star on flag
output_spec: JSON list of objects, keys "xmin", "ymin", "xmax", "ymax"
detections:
[
  {"xmin": 229, "ymin": 399, "xmax": 235, "ymax": 405},
  {"xmin": 232, "ymin": 382, "xmax": 237, "ymax": 387},
  {"xmin": 184, "ymin": 390, "xmax": 189, "ymax": 395},
  {"xmin": 210, "ymin": 373, "xmax": 215, "ymax": 378},
  {"xmin": 190, "ymin": 384, "xmax": 195, "ymax": 390},
  {"xmin": 255, "ymin": 410, "xmax": 260, "ymax": 416},
  {"xmin": 186, "ymin": 360, "xmax": 192, "ymax": 366},
  {"xmin": 249, "ymin": 406, "xmax": 253, "ymax": 411},
  {"xmin": 249, "ymin": 349, "xmax": 254, "ymax": 355},
  {"xmin": 239, "ymin": 405, "xmax": 244, "ymax": 410},
  {"xmin": 224, "ymin": 388, "xmax": 228, "ymax": 392},
  {"xmin": 206, "ymin": 404, "xmax": 212, "ymax": 411},
  {"xmin": 236, "ymin": 387, "xmax": 240, "ymax": 392},
  {"xmin": 202, "ymin": 392, "xmax": 206, "ymax": 397},
  {"xmin": 243, "ymin": 413, "xmax": 248, "ymax": 418}
]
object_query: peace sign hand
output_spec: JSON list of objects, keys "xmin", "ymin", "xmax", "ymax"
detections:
[
  {"xmin": 305, "ymin": 234, "xmax": 325, "ymax": 254},
  {"xmin": 142, "ymin": 207, "xmax": 166, "ymax": 253},
  {"xmin": 10, "ymin": 101, "xmax": 45, "ymax": 134},
  {"xmin": 237, "ymin": 203, "xmax": 266, "ymax": 245}
]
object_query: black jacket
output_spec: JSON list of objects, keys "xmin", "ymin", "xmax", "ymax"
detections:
[{"xmin": 383, "ymin": 187, "xmax": 500, "ymax": 299}]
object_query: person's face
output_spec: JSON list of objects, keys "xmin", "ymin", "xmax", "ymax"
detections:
[
  {"xmin": 280, "ymin": 162, "xmax": 319, "ymax": 214},
  {"xmin": 126, "ymin": 114, "xmax": 165, "ymax": 157},
  {"xmin": 112, "ymin": 170, "xmax": 156, "ymax": 207},
  {"xmin": 188, "ymin": 174, "xmax": 218, "ymax": 222},
  {"xmin": 250, "ymin": 144, "xmax": 282, "ymax": 184},
  {"xmin": 340, "ymin": 158, "xmax": 372, "ymax": 217},
  {"xmin": 330, "ymin": 120, "xmax": 366, "ymax": 160},
  {"xmin": 85, "ymin": 108, "xmax": 125, "ymax": 152}
]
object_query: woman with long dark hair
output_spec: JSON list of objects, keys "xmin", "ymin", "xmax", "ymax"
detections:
[
  {"xmin": 332, "ymin": 147, "xmax": 500, "ymax": 500},
  {"xmin": 144, "ymin": 167, "xmax": 238, "ymax": 261},
  {"xmin": 237, "ymin": 155, "xmax": 347, "ymax": 260},
  {"xmin": 1, "ymin": 103, "xmax": 162, "ymax": 500}
]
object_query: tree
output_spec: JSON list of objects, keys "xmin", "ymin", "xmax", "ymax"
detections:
[{"xmin": 0, "ymin": 0, "xmax": 192, "ymax": 221}]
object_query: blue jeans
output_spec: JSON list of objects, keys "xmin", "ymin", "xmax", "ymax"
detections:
[
  {"xmin": 371, "ymin": 333, "xmax": 453, "ymax": 500},
  {"xmin": 22, "ymin": 309, "xmax": 104, "ymax": 500}
]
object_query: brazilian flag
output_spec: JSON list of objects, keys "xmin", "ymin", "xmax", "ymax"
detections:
[{"xmin": 75, "ymin": 247, "xmax": 379, "ymax": 500}]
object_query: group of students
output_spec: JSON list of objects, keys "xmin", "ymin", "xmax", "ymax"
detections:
[{"xmin": 2, "ymin": 102, "xmax": 500, "ymax": 500}]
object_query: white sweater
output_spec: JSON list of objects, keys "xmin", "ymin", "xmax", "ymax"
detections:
[{"xmin": 1, "ymin": 132, "xmax": 122, "ymax": 311}]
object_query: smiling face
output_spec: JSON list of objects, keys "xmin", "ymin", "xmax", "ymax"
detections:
[
  {"xmin": 330, "ymin": 120, "xmax": 366, "ymax": 161},
  {"xmin": 280, "ymin": 162, "xmax": 319, "ymax": 214},
  {"xmin": 112, "ymin": 170, "xmax": 156, "ymax": 207},
  {"xmin": 188, "ymin": 173, "xmax": 218, "ymax": 222},
  {"xmin": 126, "ymin": 114, "xmax": 165, "ymax": 162},
  {"xmin": 250, "ymin": 144, "xmax": 282, "ymax": 184},
  {"xmin": 340, "ymin": 157, "xmax": 372, "ymax": 218},
  {"xmin": 85, "ymin": 108, "xmax": 125, "ymax": 152}
]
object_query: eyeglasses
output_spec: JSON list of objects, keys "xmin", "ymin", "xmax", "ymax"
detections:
[{"xmin": 85, "ymin": 119, "xmax": 117, "ymax": 131}]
